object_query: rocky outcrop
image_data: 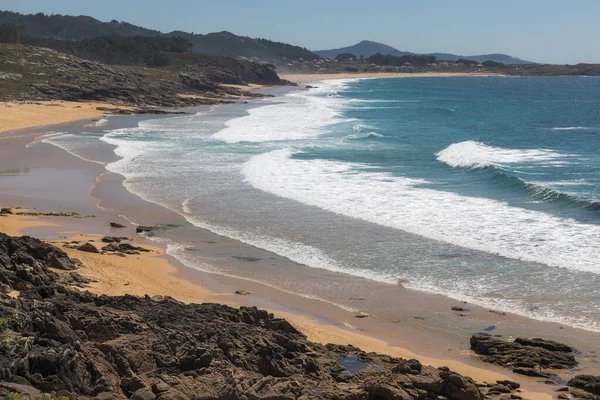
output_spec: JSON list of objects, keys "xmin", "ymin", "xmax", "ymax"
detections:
[
  {"xmin": 0, "ymin": 233, "xmax": 486, "ymax": 399},
  {"xmin": 0, "ymin": 44, "xmax": 281, "ymax": 107},
  {"xmin": 568, "ymin": 375, "xmax": 600, "ymax": 398},
  {"xmin": 470, "ymin": 333, "xmax": 577, "ymax": 374}
]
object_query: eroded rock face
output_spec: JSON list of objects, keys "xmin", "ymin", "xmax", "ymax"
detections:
[
  {"xmin": 0, "ymin": 233, "xmax": 485, "ymax": 399},
  {"xmin": 470, "ymin": 333, "xmax": 577, "ymax": 371}
]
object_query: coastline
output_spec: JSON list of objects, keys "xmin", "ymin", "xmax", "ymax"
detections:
[{"xmin": 0, "ymin": 83, "xmax": 595, "ymax": 399}]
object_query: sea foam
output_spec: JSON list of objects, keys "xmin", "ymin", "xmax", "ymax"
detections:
[
  {"xmin": 436, "ymin": 140, "xmax": 569, "ymax": 169},
  {"xmin": 243, "ymin": 148, "xmax": 600, "ymax": 274},
  {"xmin": 212, "ymin": 80, "xmax": 356, "ymax": 143}
]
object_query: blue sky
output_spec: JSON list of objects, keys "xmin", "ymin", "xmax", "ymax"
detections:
[{"xmin": 4, "ymin": 0, "xmax": 600, "ymax": 64}]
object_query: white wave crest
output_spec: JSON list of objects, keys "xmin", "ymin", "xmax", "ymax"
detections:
[
  {"xmin": 436, "ymin": 140, "xmax": 568, "ymax": 169},
  {"xmin": 243, "ymin": 149, "xmax": 600, "ymax": 275},
  {"xmin": 212, "ymin": 80, "xmax": 356, "ymax": 143}
]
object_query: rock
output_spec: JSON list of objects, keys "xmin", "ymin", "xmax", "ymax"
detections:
[
  {"xmin": 0, "ymin": 208, "xmax": 13, "ymax": 214},
  {"xmin": 76, "ymin": 242, "xmax": 100, "ymax": 253},
  {"xmin": 496, "ymin": 380, "xmax": 520, "ymax": 390},
  {"xmin": 355, "ymin": 312, "xmax": 370, "ymax": 318},
  {"xmin": 131, "ymin": 387, "xmax": 156, "ymax": 400},
  {"xmin": 0, "ymin": 233, "xmax": 488, "ymax": 400},
  {"xmin": 136, "ymin": 226, "xmax": 155, "ymax": 234},
  {"xmin": 451, "ymin": 306, "xmax": 470, "ymax": 312},
  {"xmin": 0, "ymin": 382, "xmax": 41, "ymax": 396},
  {"xmin": 109, "ymin": 222, "xmax": 126, "ymax": 228},
  {"xmin": 101, "ymin": 236, "xmax": 127, "ymax": 243},
  {"xmin": 568, "ymin": 375, "xmax": 600, "ymax": 396},
  {"xmin": 102, "ymin": 243, "xmax": 150, "ymax": 255},
  {"xmin": 235, "ymin": 290, "xmax": 252, "ymax": 295},
  {"xmin": 512, "ymin": 367, "xmax": 550, "ymax": 378},
  {"xmin": 470, "ymin": 333, "xmax": 577, "ymax": 370},
  {"xmin": 488, "ymin": 384, "xmax": 512, "ymax": 393},
  {"xmin": 514, "ymin": 337, "xmax": 574, "ymax": 353}
]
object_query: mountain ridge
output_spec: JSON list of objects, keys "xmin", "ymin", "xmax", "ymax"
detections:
[
  {"xmin": 315, "ymin": 40, "xmax": 534, "ymax": 64},
  {"xmin": 0, "ymin": 10, "xmax": 319, "ymax": 61}
]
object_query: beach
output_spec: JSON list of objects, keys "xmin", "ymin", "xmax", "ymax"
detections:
[{"xmin": 1, "ymin": 78, "xmax": 598, "ymax": 399}]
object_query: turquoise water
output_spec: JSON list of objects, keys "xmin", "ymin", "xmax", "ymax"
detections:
[{"xmin": 46, "ymin": 77, "xmax": 600, "ymax": 331}]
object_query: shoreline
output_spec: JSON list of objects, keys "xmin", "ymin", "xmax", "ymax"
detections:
[{"xmin": 0, "ymin": 86, "xmax": 595, "ymax": 399}]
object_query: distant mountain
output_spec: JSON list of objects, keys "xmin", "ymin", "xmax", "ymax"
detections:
[
  {"xmin": 315, "ymin": 40, "xmax": 408, "ymax": 58},
  {"xmin": 315, "ymin": 40, "xmax": 534, "ymax": 64},
  {"xmin": 429, "ymin": 53, "xmax": 533, "ymax": 64},
  {"xmin": 0, "ymin": 10, "xmax": 319, "ymax": 61}
]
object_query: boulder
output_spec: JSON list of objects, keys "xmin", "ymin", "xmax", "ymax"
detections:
[
  {"xmin": 76, "ymin": 242, "xmax": 100, "ymax": 253},
  {"xmin": 470, "ymin": 333, "xmax": 577, "ymax": 369}
]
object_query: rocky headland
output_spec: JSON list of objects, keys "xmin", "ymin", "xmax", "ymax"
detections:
[{"xmin": 0, "ymin": 44, "xmax": 291, "ymax": 109}]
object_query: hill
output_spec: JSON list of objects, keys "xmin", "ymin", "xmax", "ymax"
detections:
[
  {"xmin": 429, "ymin": 52, "xmax": 533, "ymax": 64},
  {"xmin": 315, "ymin": 40, "xmax": 408, "ymax": 58},
  {"xmin": 315, "ymin": 40, "xmax": 533, "ymax": 64},
  {"xmin": 0, "ymin": 10, "xmax": 319, "ymax": 61},
  {"xmin": 165, "ymin": 30, "xmax": 319, "ymax": 61}
]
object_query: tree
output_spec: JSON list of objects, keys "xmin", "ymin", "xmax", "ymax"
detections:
[{"xmin": 335, "ymin": 53, "xmax": 357, "ymax": 61}]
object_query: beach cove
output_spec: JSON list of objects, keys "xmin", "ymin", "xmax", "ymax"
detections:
[{"xmin": 2, "ymin": 74, "xmax": 600, "ymax": 399}]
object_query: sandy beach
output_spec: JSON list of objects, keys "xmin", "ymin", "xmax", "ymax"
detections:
[
  {"xmin": 0, "ymin": 84, "xmax": 597, "ymax": 400},
  {"xmin": 0, "ymin": 101, "xmax": 109, "ymax": 134}
]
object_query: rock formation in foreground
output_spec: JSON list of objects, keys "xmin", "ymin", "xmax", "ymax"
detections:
[{"xmin": 0, "ymin": 233, "xmax": 485, "ymax": 399}]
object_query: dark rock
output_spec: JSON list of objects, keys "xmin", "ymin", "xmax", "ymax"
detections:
[
  {"xmin": 101, "ymin": 236, "xmax": 128, "ymax": 243},
  {"xmin": 136, "ymin": 226, "xmax": 155, "ymax": 234},
  {"xmin": 496, "ymin": 379, "xmax": 520, "ymax": 389},
  {"xmin": 568, "ymin": 375, "xmax": 600, "ymax": 396},
  {"xmin": 76, "ymin": 242, "xmax": 100, "ymax": 253},
  {"xmin": 0, "ymin": 208, "xmax": 13, "ymax": 215},
  {"xmin": 109, "ymin": 222, "xmax": 126, "ymax": 228},
  {"xmin": 235, "ymin": 290, "xmax": 252, "ymax": 295},
  {"xmin": 451, "ymin": 306, "xmax": 470, "ymax": 312},
  {"xmin": 470, "ymin": 333, "xmax": 577, "ymax": 370},
  {"xmin": 102, "ymin": 243, "xmax": 150, "ymax": 255},
  {"xmin": 488, "ymin": 384, "xmax": 512, "ymax": 393},
  {"xmin": 512, "ymin": 367, "xmax": 551, "ymax": 378},
  {"xmin": 514, "ymin": 337, "xmax": 574, "ymax": 353}
]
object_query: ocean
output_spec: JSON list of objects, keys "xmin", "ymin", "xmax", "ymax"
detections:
[{"xmin": 46, "ymin": 76, "xmax": 600, "ymax": 331}]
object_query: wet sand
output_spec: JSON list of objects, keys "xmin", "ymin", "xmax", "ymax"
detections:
[{"xmin": 0, "ymin": 103, "xmax": 596, "ymax": 399}]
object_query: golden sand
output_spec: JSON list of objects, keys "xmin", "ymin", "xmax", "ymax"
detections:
[{"xmin": 0, "ymin": 101, "xmax": 108, "ymax": 134}]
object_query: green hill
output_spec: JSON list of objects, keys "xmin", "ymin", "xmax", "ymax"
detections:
[{"xmin": 0, "ymin": 10, "xmax": 319, "ymax": 61}]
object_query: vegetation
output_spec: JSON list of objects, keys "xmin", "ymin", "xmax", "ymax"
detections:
[
  {"xmin": 25, "ymin": 34, "xmax": 193, "ymax": 66},
  {"xmin": 0, "ymin": 10, "xmax": 159, "ymax": 40},
  {"xmin": 0, "ymin": 11, "xmax": 319, "ymax": 62},
  {"xmin": 0, "ymin": 317, "xmax": 10, "ymax": 332},
  {"xmin": 335, "ymin": 53, "xmax": 357, "ymax": 61},
  {"xmin": 367, "ymin": 52, "xmax": 436, "ymax": 67},
  {"xmin": 455, "ymin": 58, "xmax": 479, "ymax": 65},
  {"xmin": 482, "ymin": 60, "xmax": 508, "ymax": 68}
]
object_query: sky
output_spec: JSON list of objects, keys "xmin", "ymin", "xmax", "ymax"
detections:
[{"xmin": 3, "ymin": 0, "xmax": 600, "ymax": 64}]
